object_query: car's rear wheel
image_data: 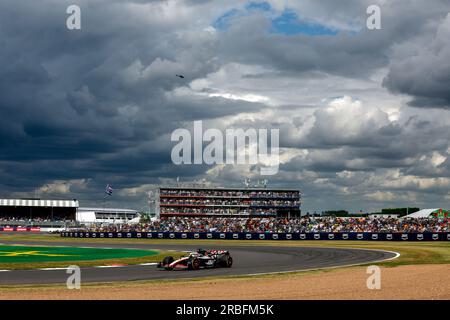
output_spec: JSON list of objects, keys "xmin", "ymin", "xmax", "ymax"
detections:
[
  {"xmin": 225, "ymin": 256, "xmax": 233, "ymax": 268},
  {"xmin": 216, "ymin": 255, "xmax": 233, "ymax": 268},
  {"xmin": 162, "ymin": 256, "xmax": 174, "ymax": 270}
]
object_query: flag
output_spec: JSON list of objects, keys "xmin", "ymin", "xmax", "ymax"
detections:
[{"xmin": 105, "ymin": 184, "xmax": 113, "ymax": 196}]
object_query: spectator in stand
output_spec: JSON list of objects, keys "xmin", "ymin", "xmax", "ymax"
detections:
[{"xmin": 77, "ymin": 216, "xmax": 449, "ymax": 233}]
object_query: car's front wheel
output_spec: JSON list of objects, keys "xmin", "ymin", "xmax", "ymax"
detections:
[{"xmin": 162, "ymin": 256, "xmax": 174, "ymax": 270}]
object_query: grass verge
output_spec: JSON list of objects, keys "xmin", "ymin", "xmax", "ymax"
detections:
[{"xmin": 0, "ymin": 248, "xmax": 185, "ymax": 270}]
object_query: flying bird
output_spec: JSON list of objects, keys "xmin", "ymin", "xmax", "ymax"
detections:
[{"xmin": 175, "ymin": 74, "xmax": 185, "ymax": 79}]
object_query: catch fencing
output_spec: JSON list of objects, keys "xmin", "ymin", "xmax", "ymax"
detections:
[{"xmin": 60, "ymin": 231, "xmax": 450, "ymax": 241}]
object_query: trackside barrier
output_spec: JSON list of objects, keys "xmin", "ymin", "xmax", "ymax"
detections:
[
  {"xmin": 60, "ymin": 232, "xmax": 450, "ymax": 241},
  {"xmin": 0, "ymin": 227, "xmax": 41, "ymax": 232}
]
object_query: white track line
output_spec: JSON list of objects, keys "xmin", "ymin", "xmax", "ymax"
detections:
[
  {"xmin": 95, "ymin": 262, "xmax": 158, "ymax": 268},
  {"xmin": 84, "ymin": 248, "xmax": 401, "ymax": 276},
  {"xmin": 95, "ymin": 265, "xmax": 128, "ymax": 268},
  {"xmin": 243, "ymin": 249, "xmax": 401, "ymax": 277},
  {"xmin": 1, "ymin": 264, "xmax": 159, "ymax": 271}
]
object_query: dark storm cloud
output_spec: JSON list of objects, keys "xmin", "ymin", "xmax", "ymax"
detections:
[
  {"xmin": 217, "ymin": 15, "xmax": 388, "ymax": 78},
  {"xmin": 282, "ymin": 101, "xmax": 450, "ymax": 173},
  {"xmin": 215, "ymin": 0, "xmax": 450, "ymax": 79},
  {"xmin": 0, "ymin": 0, "xmax": 260, "ymax": 205},
  {"xmin": 383, "ymin": 13, "xmax": 450, "ymax": 109}
]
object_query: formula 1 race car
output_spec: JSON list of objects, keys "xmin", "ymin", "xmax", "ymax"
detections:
[{"xmin": 157, "ymin": 249, "xmax": 233, "ymax": 270}]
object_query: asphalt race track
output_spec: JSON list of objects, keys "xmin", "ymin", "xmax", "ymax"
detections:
[{"xmin": 0, "ymin": 240, "xmax": 398, "ymax": 285}]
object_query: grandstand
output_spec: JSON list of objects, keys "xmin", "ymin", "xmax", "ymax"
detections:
[
  {"xmin": 158, "ymin": 187, "xmax": 301, "ymax": 218},
  {"xmin": 0, "ymin": 198, "xmax": 78, "ymax": 227},
  {"xmin": 0, "ymin": 199, "xmax": 140, "ymax": 228},
  {"xmin": 82, "ymin": 216, "xmax": 450, "ymax": 233}
]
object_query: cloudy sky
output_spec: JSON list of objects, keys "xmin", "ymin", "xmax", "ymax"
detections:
[{"xmin": 0, "ymin": 0, "xmax": 449, "ymax": 213}]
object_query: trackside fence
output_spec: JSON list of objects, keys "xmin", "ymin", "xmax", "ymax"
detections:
[{"xmin": 60, "ymin": 231, "xmax": 450, "ymax": 241}]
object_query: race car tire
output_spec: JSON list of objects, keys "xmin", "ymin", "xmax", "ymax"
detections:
[
  {"xmin": 225, "ymin": 255, "xmax": 233, "ymax": 268},
  {"xmin": 189, "ymin": 257, "xmax": 200, "ymax": 270},
  {"xmin": 216, "ymin": 255, "xmax": 233, "ymax": 268},
  {"xmin": 162, "ymin": 256, "xmax": 174, "ymax": 270}
]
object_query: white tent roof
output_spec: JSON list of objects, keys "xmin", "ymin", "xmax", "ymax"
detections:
[
  {"xmin": 0, "ymin": 198, "xmax": 78, "ymax": 208},
  {"xmin": 78, "ymin": 207, "xmax": 137, "ymax": 214},
  {"xmin": 404, "ymin": 208, "xmax": 440, "ymax": 218}
]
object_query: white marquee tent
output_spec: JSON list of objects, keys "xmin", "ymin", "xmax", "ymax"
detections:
[{"xmin": 404, "ymin": 208, "xmax": 440, "ymax": 218}]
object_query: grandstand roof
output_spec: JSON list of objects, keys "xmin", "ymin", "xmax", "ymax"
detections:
[
  {"xmin": 78, "ymin": 207, "xmax": 138, "ymax": 214},
  {"xmin": 404, "ymin": 208, "xmax": 440, "ymax": 218},
  {"xmin": 0, "ymin": 198, "xmax": 79, "ymax": 208}
]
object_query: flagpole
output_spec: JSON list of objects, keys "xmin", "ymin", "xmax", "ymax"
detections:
[
  {"xmin": 103, "ymin": 194, "xmax": 106, "ymax": 227},
  {"xmin": 104, "ymin": 184, "xmax": 113, "ymax": 225}
]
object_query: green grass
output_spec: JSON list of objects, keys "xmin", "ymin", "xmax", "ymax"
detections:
[
  {"xmin": 0, "ymin": 251, "xmax": 184, "ymax": 270},
  {"xmin": 0, "ymin": 241, "xmax": 185, "ymax": 270},
  {"xmin": 0, "ymin": 245, "xmax": 159, "ymax": 263}
]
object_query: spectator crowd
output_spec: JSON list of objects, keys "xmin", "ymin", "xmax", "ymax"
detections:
[
  {"xmin": 81, "ymin": 216, "xmax": 450, "ymax": 233},
  {"xmin": 160, "ymin": 189, "xmax": 299, "ymax": 199},
  {"xmin": 160, "ymin": 198, "xmax": 299, "ymax": 207},
  {"xmin": 0, "ymin": 216, "xmax": 67, "ymax": 222}
]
